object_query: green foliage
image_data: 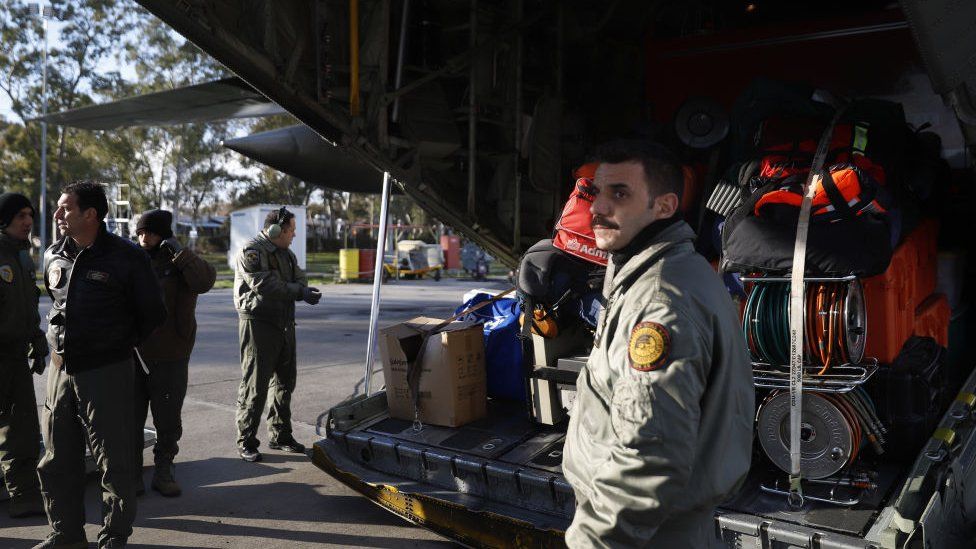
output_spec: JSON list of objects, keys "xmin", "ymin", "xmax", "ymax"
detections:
[
  {"xmin": 0, "ymin": 0, "xmax": 134, "ymax": 203},
  {"xmin": 0, "ymin": 0, "xmax": 443, "ymax": 249}
]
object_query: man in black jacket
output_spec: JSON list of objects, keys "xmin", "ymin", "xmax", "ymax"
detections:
[{"xmin": 35, "ymin": 182, "xmax": 165, "ymax": 549}]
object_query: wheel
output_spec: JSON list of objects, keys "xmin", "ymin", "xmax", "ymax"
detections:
[{"xmin": 433, "ymin": 269, "xmax": 442, "ymax": 281}]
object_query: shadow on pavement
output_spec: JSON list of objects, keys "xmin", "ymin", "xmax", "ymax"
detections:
[
  {"xmin": 137, "ymin": 516, "xmax": 450, "ymax": 548},
  {"xmin": 131, "ymin": 456, "xmax": 446, "ymax": 545}
]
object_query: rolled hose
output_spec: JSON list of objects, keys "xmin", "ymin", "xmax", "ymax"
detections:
[
  {"xmin": 758, "ymin": 389, "xmax": 885, "ymax": 476},
  {"xmin": 744, "ymin": 280, "xmax": 865, "ymax": 371}
]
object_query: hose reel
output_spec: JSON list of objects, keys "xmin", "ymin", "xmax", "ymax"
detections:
[
  {"xmin": 743, "ymin": 278, "xmax": 866, "ymax": 370},
  {"xmin": 757, "ymin": 388, "xmax": 885, "ymax": 479}
]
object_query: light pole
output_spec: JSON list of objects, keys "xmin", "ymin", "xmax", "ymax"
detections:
[{"xmin": 29, "ymin": 2, "xmax": 54, "ymax": 254}]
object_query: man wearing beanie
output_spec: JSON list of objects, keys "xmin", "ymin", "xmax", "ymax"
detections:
[
  {"xmin": 134, "ymin": 209, "xmax": 215, "ymax": 497},
  {"xmin": 0, "ymin": 192, "xmax": 47, "ymax": 518}
]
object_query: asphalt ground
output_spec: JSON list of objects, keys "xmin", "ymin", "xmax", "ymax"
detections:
[{"xmin": 0, "ymin": 277, "xmax": 510, "ymax": 548}]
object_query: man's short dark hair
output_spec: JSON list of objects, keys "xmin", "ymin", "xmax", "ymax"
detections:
[
  {"xmin": 264, "ymin": 207, "xmax": 295, "ymax": 229},
  {"xmin": 589, "ymin": 140, "xmax": 684, "ymax": 203},
  {"xmin": 63, "ymin": 181, "xmax": 109, "ymax": 221}
]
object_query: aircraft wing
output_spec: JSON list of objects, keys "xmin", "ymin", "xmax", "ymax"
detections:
[
  {"xmin": 33, "ymin": 77, "xmax": 285, "ymax": 130},
  {"xmin": 222, "ymin": 125, "xmax": 387, "ymax": 194}
]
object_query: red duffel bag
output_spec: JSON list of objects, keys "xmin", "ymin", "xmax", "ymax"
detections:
[{"xmin": 552, "ymin": 163, "xmax": 608, "ymax": 266}]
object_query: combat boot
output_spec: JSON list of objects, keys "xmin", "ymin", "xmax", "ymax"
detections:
[
  {"xmin": 269, "ymin": 434, "xmax": 306, "ymax": 453},
  {"xmin": 98, "ymin": 537, "xmax": 126, "ymax": 548},
  {"xmin": 8, "ymin": 491, "xmax": 45, "ymax": 518},
  {"xmin": 151, "ymin": 462, "xmax": 181, "ymax": 497},
  {"xmin": 239, "ymin": 445, "xmax": 262, "ymax": 462},
  {"xmin": 31, "ymin": 533, "xmax": 88, "ymax": 549}
]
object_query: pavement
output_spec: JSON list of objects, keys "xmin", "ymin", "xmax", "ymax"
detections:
[{"xmin": 0, "ymin": 277, "xmax": 510, "ymax": 548}]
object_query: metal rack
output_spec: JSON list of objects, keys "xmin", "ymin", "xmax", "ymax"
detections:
[
  {"xmin": 740, "ymin": 274, "xmax": 859, "ymax": 283},
  {"xmin": 742, "ymin": 273, "xmax": 872, "ymax": 393},
  {"xmin": 752, "ymin": 358, "xmax": 879, "ymax": 393},
  {"xmin": 744, "ymin": 273, "xmax": 885, "ymax": 508},
  {"xmin": 759, "ymin": 471, "xmax": 877, "ymax": 507}
]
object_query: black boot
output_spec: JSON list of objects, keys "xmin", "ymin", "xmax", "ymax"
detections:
[
  {"xmin": 269, "ymin": 434, "xmax": 306, "ymax": 453},
  {"xmin": 151, "ymin": 461, "xmax": 182, "ymax": 497},
  {"xmin": 8, "ymin": 491, "xmax": 45, "ymax": 518}
]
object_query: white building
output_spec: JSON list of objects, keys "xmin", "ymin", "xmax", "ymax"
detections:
[{"xmin": 228, "ymin": 204, "xmax": 307, "ymax": 270}]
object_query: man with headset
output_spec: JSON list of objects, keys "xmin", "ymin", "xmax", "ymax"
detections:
[{"xmin": 233, "ymin": 207, "xmax": 321, "ymax": 462}]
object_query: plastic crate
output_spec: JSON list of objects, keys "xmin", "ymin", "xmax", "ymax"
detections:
[
  {"xmin": 902, "ymin": 217, "xmax": 939, "ymax": 310},
  {"xmin": 863, "ymin": 236, "xmax": 917, "ymax": 364},
  {"xmin": 914, "ymin": 293, "xmax": 950, "ymax": 348}
]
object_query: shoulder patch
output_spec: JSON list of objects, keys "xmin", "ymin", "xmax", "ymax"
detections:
[
  {"xmin": 47, "ymin": 266, "xmax": 63, "ymax": 288},
  {"xmin": 0, "ymin": 265, "xmax": 13, "ymax": 283},
  {"xmin": 628, "ymin": 321, "xmax": 670, "ymax": 372},
  {"xmin": 243, "ymin": 249, "xmax": 262, "ymax": 270}
]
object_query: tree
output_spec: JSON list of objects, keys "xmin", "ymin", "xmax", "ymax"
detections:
[
  {"xmin": 0, "ymin": 0, "xmax": 136, "ymax": 215},
  {"xmin": 118, "ymin": 14, "xmax": 233, "ymax": 223}
]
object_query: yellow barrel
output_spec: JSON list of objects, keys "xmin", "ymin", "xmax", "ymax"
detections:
[{"xmin": 339, "ymin": 248, "xmax": 360, "ymax": 280}]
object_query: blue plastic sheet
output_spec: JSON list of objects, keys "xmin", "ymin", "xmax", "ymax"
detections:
[{"xmin": 455, "ymin": 291, "xmax": 525, "ymax": 401}]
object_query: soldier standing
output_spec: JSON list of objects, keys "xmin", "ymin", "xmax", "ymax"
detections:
[
  {"xmin": 234, "ymin": 207, "xmax": 320, "ymax": 462},
  {"xmin": 561, "ymin": 141, "xmax": 754, "ymax": 547},
  {"xmin": 35, "ymin": 182, "xmax": 166, "ymax": 549},
  {"xmin": 0, "ymin": 192, "xmax": 47, "ymax": 518},
  {"xmin": 134, "ymin": 209, "xmax": 216, "ymax": 497}
]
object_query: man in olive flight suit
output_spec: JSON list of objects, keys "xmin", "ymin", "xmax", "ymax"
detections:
[
  {"xmin": 37, "ymin": 182, "xmax": 165, "ymax": 549},
  {"xmin": 134, "ymin": 209, "xmax": 216, "ymax": 497},
  {"xmin": 0, "ymin": 192, "xmax": 47, "ymax": 518},
  {"xmin": 234, "ymin": 207, "xmax": 320, "ymax": 462},
  {"xmin": 562, "ymin": 141, "xmax": 754, "ymax": 548}
]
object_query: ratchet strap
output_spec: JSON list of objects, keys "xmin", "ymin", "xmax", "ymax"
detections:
[
  {"xmin": 788, "ymin": 107, "xmax": 846, "ymax": 508},
  {"xmin": 407, "ymin": 287, "xmax": 515, "ymax": 431}
]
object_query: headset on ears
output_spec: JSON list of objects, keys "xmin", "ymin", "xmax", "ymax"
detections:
[{"xmin": 267, "ymin": 207, "xmax": 289, "ymax": 239}]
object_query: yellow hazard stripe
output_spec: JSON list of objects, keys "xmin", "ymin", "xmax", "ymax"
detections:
[
  {"xmin": 311, "ymin": 444, "xmax": 566, "ymax": 548},
  {"xmin": 955, "ymin": 392, "xmax": 976, "ymax": 408},
  {"xmin": 933, "ymin": 427, "xmax": 956, "ymax": 446}
]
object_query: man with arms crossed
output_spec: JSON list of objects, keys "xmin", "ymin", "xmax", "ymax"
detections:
[
  {"xmin": 562, "ymin": 141, "xmax": 754, "ymax": 547},
  {"xmin": 36, "ymin": 182, "xmax": 165, "ymax": 549}
]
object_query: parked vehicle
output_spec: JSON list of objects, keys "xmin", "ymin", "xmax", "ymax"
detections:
[{"xmin": 382, "ymin": 240, "xmax": 442, "ymax": 282}]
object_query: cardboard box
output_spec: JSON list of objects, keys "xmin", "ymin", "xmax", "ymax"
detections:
[{"xmin": 378, "ymin": 316, "xmax": 487, "ymax": 427}]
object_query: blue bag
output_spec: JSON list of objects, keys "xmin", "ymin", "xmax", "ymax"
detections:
[{"xmin": 455, "ymin": 291, "xmax": 525, "ymax": 401}]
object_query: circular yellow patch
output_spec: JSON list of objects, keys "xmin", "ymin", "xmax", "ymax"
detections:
[{"xmin": 628, "ymin": 322, "xmax": 670, "ymax": 371}]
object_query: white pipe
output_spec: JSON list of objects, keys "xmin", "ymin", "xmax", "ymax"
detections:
[
  {"xmin": 40, "ymin": 16, "xmax": 49, "ymax": 257},
  {"xmin": 363, "ymin": 171, "xmax": 392, "ymax": 396},
  {"xmin": 391, "ymin": 0, "xmax": 410, "ymax": 123}
]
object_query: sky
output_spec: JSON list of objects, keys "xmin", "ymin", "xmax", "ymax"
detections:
[
  {"xmin": 1, "ymin": 2, "xmax": 266, "ymax": 209},
  {"xmin": 0, "ymin": 8, "xmax": 139, "ymax": 122}
]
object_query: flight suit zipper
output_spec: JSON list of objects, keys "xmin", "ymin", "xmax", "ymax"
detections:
[{"xmin": 54, "ymin": 246, "xmax": 86, "ymax": 362}]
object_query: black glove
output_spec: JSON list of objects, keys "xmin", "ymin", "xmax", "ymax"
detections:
[
  {"xmin": 160, "ymin": 237, "xmax": 183, "ymax": 259},
  {"xmin": 30, "ymin": 357, "xmax": 46, "ymax": 375},
  {"xmin": 302, "ymin": 286, "xmax": 322, "ymax": 305}
]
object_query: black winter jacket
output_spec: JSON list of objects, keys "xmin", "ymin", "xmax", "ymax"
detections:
[{"xmin": 44, "ymin": 224, "xmax": 166, "ymax": 373}]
